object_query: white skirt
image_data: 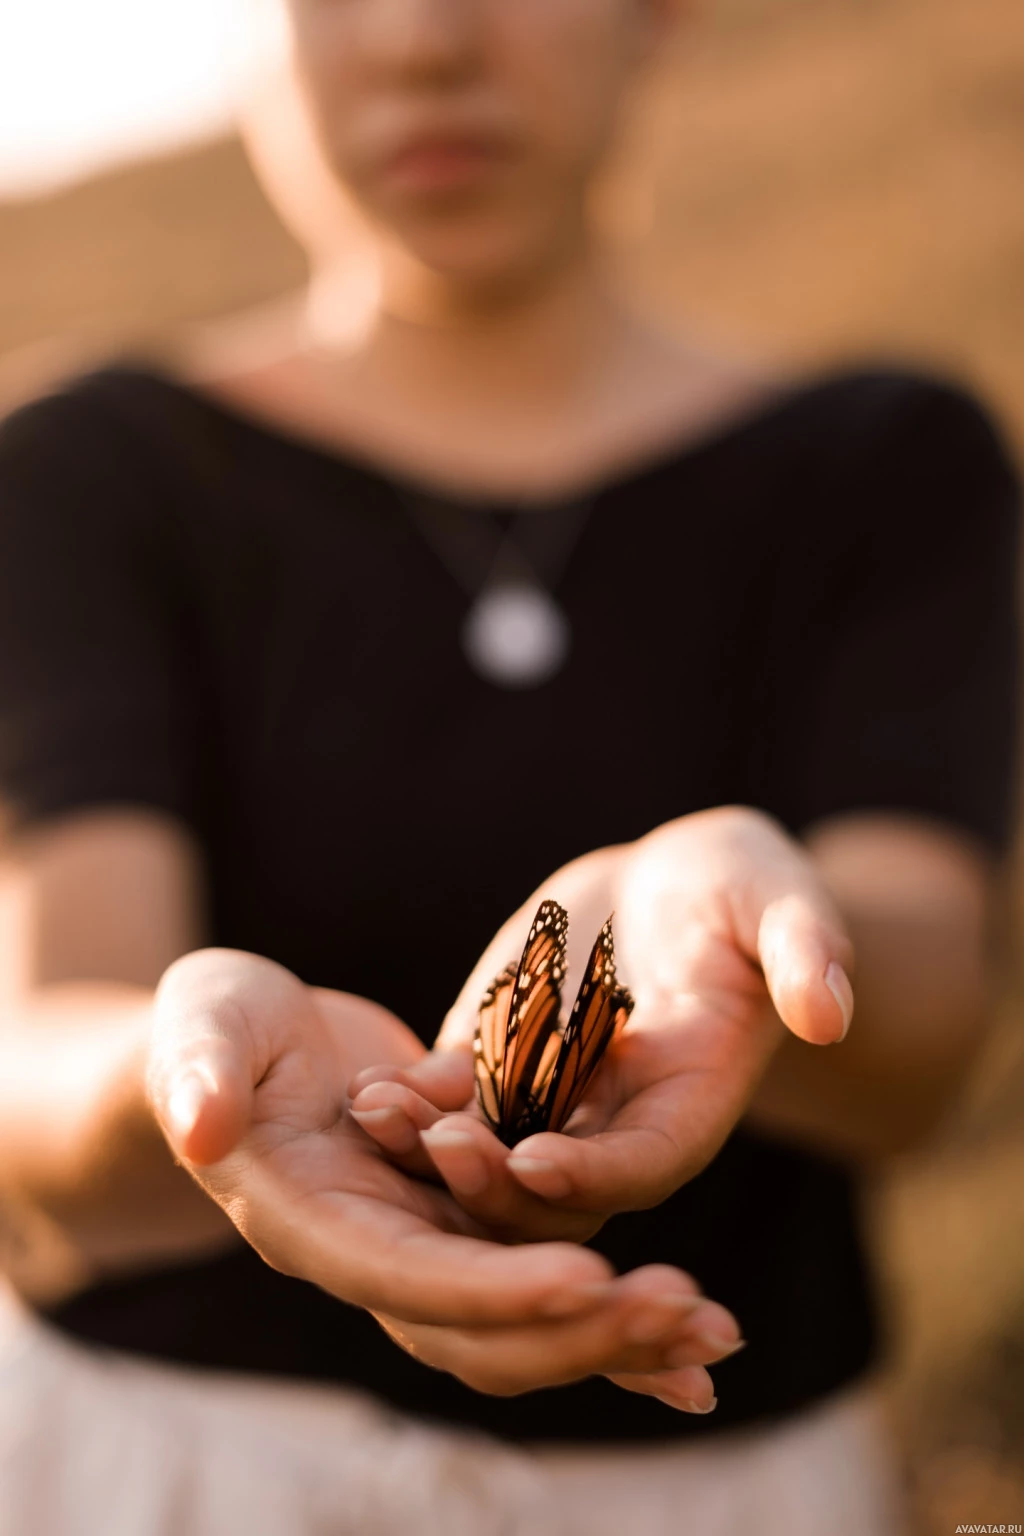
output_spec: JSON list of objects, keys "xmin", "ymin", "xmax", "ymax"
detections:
[{"xmin": 0, "ymin": 1287, "xmax": 905, "ymax": 1536}]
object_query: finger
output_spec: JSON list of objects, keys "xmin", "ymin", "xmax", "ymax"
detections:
[
  {"xmin": 376, "ymin": 1264, "xmax": 720, "ymax": 1395},
  {"xmin": 503, "ymin": 982, "xmax": 784, "ymax": 1213},
  {"xmin": 508, "ymin": 1118, "xmax": 658, "ymax": 1208},
  {"xmin": 348, "ymin": 1050, "xmax": 475, "ymax": 1110},
  {"xmin": 263, "ymin": 1174, "xmax": 620, "ymax": 1327},
  {"xmin": 418, "ymin": 1115, "xmax": 603, "ymax": 1242},
  {"xmin": 349, "ymin": 1081, "xmax": 445, "ymax": 1176},
  {"xmin": 146, "ymin": 948, "xmax": 292, "ymax": 1166},
  {"xmin": 606, "ymin": 1365, "xmax": 717, "ymax": 1414},
  {"xmin": 592, "ymin": 1270, "xmax": 743, "ymax": 1367},
  {"xmin": 155, "ymin": 1042, "xmax": 252, "ymax": 1168},
  {"xmin": 626, "ymin": 809, "xmax": 854, "ymax": 1047},
  {"xmin": 602, "ymin": 1265, "xmax": 745, "ymax": 1413},
  {"xmin": 757, "ymin": 894, "xmax": 854, "ymax": 1046},
  {"xmin": 503, "ymin": 1013, "xmax": 755, "ymax": 1214},
  {"xmin": 350, "ymin": 1097, "xmax": 605, "ymax": 1241},
  {"xmin": 715, "ymin": 815, "xmax": 854, "ymax": 1045},
  {"xmin": 510, "ymin": 1104, "xmax": 732, "ymax": 1213},
  {"xmin": 382, "ymin": 1316, "xmax": 699, "ymax": 1396}
]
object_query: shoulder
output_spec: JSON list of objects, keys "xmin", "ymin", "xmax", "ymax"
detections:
[
  {"xmin": 761, "ymin": 367, "xmax": 1021, "ymax": 574},
  {"xmin": 0, "ymin": 365, "xmax": 212, "ymax": 574},
  {"xmin": 785, "ymin": 366, "xmax": 1018, "ymax": 493},
  {"xmin": 0, "ymin": 363, "xmax": 219, "ymax": 543},
  {"xmin": 0, "ymin": 362, "xmax": 191, "ymax": 471}
]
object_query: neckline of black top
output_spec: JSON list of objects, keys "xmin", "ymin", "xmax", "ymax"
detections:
[{"xmin": 103, "ymin": 358, "xmax": 861, "ymax": 515}]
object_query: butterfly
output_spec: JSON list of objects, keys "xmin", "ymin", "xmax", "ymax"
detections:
[{"xmin": 473, "ymin": 899, "xmax": 634, "ymax": 1148}]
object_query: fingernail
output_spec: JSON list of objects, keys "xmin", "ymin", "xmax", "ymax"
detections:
[
  {"xmin": 668, "ymin": 1337, "xmax": 746, "ymax": 1367},
  {"xmin": 506, "ymin": 1156, "xmax": 572, "ymax": 1200},
  {"xmin": 167, "ymin": 1072, "xmax": 206, "ymax": 1143},
  {"xmin": 420, "ymin": 1127, "xmax": 489, "ymax": 1195},
  {"xmin": 350, "ymin": 1106, "xmax": 419, "ymax": 1154},
  {"xmin": 349, "ymin": 1066, "xmax": 401, "ymax": 1094},
  {"xmin": 624, "ymin": 1296, "xmax": 704, "ymax": 1343},
  {"xmin": 654, "ymin": 1389, "xmax": 718, "ymax": 1413},
  {"xmin": 349, "ymin": 1108, "xmax": 396, "ymax": 1129},
  {"xmin": 824, "ymin": 961, "xmax": 853, "ymax": 1041},
  {"xmin": 420, "ymin": 1126, "xmax": 477, "ymax": 1151},
  {"xmin": 699, "ymin": 1334, "xmax": 747, "ymax": 1358},
  {"xmin": 539, "ymin": 1282, "xmax": 615, "ymax": 1318}
]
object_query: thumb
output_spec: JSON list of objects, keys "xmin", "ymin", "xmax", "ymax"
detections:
[
  {"xmin": 147, "ymin": 949, "xmax": 264, "ymax": 1166},
  {"xmin": 628, "ymin": 809, "xmax": 855, "ymax": 1048},
  {"xmin": 757, "ymin": 894, "xmax": 854, "ymax": 1046}
]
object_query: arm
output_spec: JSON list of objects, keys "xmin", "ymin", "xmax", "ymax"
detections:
[
  {"xmin": 747, "ymin": 380, "xmax": 1020, "ymax": 1160},
  {"xmin": 0, "ymin": 810, "xmax": 235, "ymax": 1294},
  {"xmin": 0, "ymin": 392, "xmax": 235, "ymax": 1287},
  {"xmin": 747, "ymin": 812, "xmax": 1001, "ymax": 1159}
]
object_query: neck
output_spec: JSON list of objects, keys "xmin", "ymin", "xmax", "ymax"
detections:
[{"xmin": 305, "ymin": 230, "xmax": 632, "ymax": 416}]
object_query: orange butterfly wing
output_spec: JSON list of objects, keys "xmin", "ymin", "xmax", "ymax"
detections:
[
  {"xmin": 541, "ymin": 915, "xmax": 633, "ymax": 1134},
  {"xmin": 501, "ymin": 901, "xmax": 568, "ymax": 1131},
  {"xmin": 474, "ymin": 900, "xmax": 567, "ymax": 1146},
  {"xmin": 473, "ymin": 961, "xmax": 518, "ymax": 1135}
]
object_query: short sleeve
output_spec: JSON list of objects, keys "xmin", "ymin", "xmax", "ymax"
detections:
[
  {"xmin": 794, "ymin": 377, "xmax": 1021, "ymax": 855},
  {"xmin": 0, "ymin": 377, "xmax": 198, "ymax": 838}
]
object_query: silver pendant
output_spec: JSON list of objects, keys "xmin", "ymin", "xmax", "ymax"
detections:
[{"xmin": 461, "ymin": 581, "xmax": 570, "ymax": 688}]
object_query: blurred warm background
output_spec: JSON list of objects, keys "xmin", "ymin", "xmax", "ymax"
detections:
[{"xmin": 2, "ymin": 0, "xmax": 1023, "ymax": 1529}]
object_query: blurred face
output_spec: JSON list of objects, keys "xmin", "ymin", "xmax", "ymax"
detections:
[{"xmin": 281, "ymin": 0, "xmax": 672, "ymax": 289}]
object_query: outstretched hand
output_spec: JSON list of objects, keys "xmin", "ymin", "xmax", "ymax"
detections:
[
  {"xmin": 145, "ymin": 948, "xmax": 741, "ymax": 1411},
  {"xmin": 349, "ymin": 807, "xmax": 854, "ymax": 1236}
]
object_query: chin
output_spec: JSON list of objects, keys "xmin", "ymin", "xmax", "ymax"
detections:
[{"xmin": 389, "ymin": 208, "xmax": 578, "ymax": 300}]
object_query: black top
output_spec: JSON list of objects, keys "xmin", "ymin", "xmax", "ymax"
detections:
[{"xmin": 0, "ymin": 362, "xmax": 1018, "ymax": 1444}]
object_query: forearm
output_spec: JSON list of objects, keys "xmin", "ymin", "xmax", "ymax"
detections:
[
  {"xmin": 745, "ymin": 816, "xmax": 999, "ymax": 1161},
  {"xmin": 0, "ymin": 983, "xmax": 235, "ymax": 1299}
]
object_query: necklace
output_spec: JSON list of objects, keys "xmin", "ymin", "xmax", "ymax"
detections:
[{"xmin": 400, "ymin": 492, "xmax": 593, "ymax": 688}]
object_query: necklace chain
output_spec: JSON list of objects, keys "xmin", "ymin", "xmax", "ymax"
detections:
[{"xmin": 400, "ymin": 492, "xmax": 593, "ymax": 599}]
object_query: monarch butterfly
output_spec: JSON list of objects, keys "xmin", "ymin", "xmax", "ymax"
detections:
[{"xmin": 474, "ymin": 899, "xmax": 634, "ymax": 1148}]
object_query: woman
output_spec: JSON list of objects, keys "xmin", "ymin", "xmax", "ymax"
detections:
[{"xmin": 0, "ymin": 1, "xmax": 1018, "ymax": 1532}]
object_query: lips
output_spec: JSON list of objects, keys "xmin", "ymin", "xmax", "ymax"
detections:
[{"xmin": 378, "ymin": 129, "xmax": 514, "ymax": 194}]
